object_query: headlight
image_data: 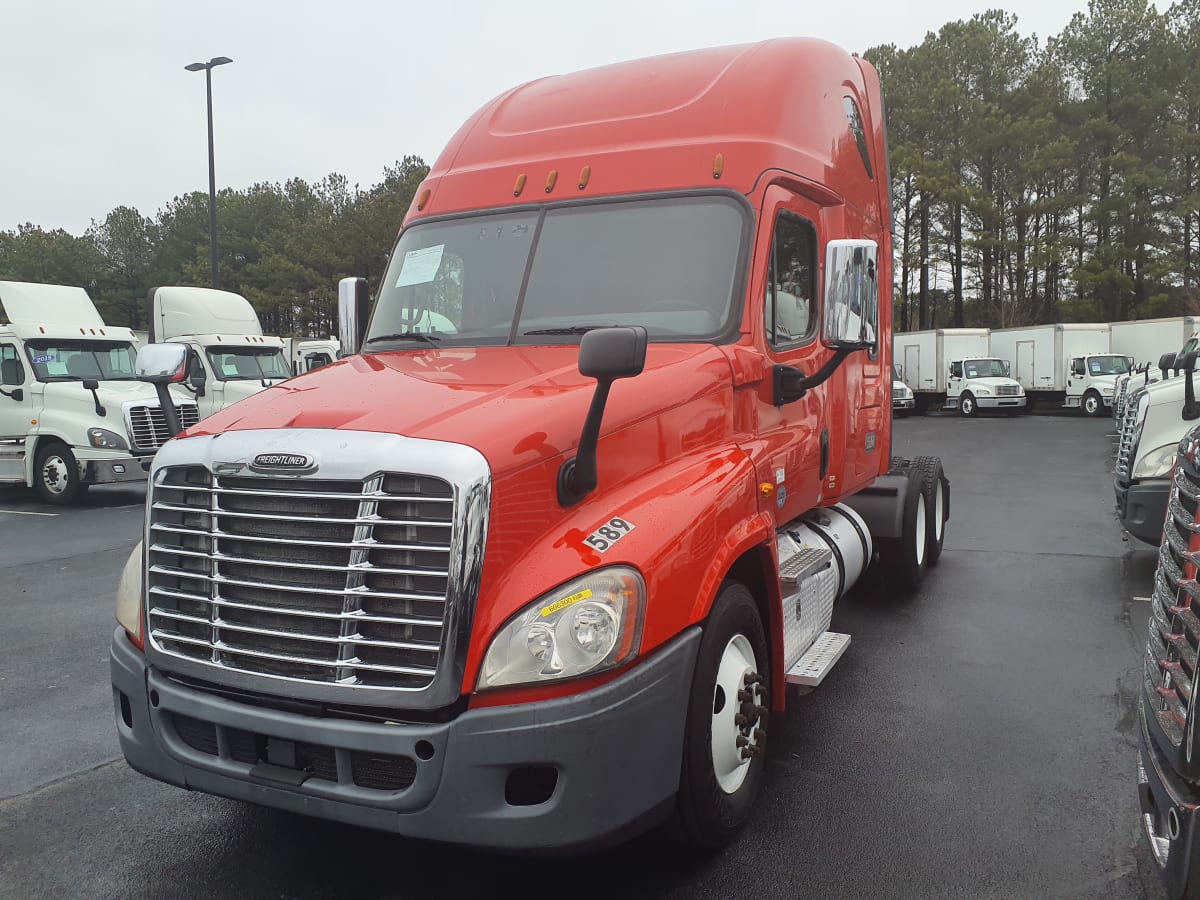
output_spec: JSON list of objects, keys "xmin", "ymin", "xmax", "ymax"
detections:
[
  {"xmin": 1102, "ymin": 387, "xmax": 1114, "ymax": 395},
  {"xmin": 115, "ymin": 541, "xmax": 144, "ymax": 649},
  {"xmin": 479, "ymin": 566, "xmax": 645, "ymax": 689},
  {"xmin": 88, "ymin": 427, "xmax": 129, "ymax": 450},
  {"xmin": 973, "ymin": 385, "xmax": 992, "ymax": 395},
  {"xmin": 1133, "ymin": 443, "xmax": 1179, "ymax": 480}
]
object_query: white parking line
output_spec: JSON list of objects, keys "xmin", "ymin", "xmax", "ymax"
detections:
[
  {"xmin": 0, "ymin": 508, "xmax": 59, "ymax": 517},
  {"xmin": 1133, "ymin": 596, "xmax": 1152, "ymax": 603}
]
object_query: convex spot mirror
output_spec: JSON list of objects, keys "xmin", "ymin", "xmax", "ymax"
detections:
[
  {"xmin": 822, "ymin": 239, "xmax": 879, "ymax": 350},
  {"xmin": 135, "ymin": 343, "xmax": 191, "ymax": 384}
]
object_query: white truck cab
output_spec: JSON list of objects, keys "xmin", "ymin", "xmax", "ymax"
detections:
[
  {"xmin": 892, "ymin": 365, "xmax": 914, "ymax": 416},
  {"xmin": 148, "ymin": 286, "xmax": 290, "ymax": 420},
  {"xmin": 1065, "ymin": 353, "xmax": 1130, "ymax": 415},
  {"xmin": 945, "ymin": 356, "xmax": 1026, "ymax": 416},
  {"xmin": 0, "ymin": 281, "xmax": 198, "ymax": 503},
  {"xmin": 288, "ymin": 337, "xmax": 341, "ymax": 375}
]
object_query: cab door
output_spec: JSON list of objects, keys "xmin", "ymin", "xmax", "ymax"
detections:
[
  {"xmin": 947, "ymin": 361, "xmax": 964, "ymax": 402},
  {"xmin": 752, "ymin": 186, "xmax": 831, "ymax": 524},
  {"xmin": 0, "ymin": 341, "xmax": 32, "ymax": 441}
]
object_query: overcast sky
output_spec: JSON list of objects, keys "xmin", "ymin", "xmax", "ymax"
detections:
[{"xmin": 3, "ymin": 0, "xmax": 1091, "ymax": 236}]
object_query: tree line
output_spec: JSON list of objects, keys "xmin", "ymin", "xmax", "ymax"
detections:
[
  {"xmin": 868, "ymin": 0, "xmax": 1200, "ymax": 331},
  {"xmin": 0, "ymin": 157, "xmax": 428, "ymax": 335}
]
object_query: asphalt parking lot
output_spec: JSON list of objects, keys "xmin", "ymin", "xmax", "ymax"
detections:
[{"xmin": 0, "ymin": 415, "xmax": 1169, "ymax": 899}]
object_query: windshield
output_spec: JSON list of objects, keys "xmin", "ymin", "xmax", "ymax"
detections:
[
  {"xmin": 26, "ymin": 340, "xmax": 137, "ymax": 382},
  {"xmin": 205, "ymin": 346, "xmax": 291, "ymax": 381},
  {"xmin": 367, "ymin": 195, "xmax": 747, "ymax": 348},
  {"xmin": 964, "ymin": 359, "xmax": 1008, "ymax": 379},
  {"xmin": 1087, "ymin": 355, "xmax": 1130, "ymax": 376}
]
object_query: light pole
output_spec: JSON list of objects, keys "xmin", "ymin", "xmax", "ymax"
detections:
[{"xmin": 184, "ymin": 56, "xmax": 233, "ymax": 289}]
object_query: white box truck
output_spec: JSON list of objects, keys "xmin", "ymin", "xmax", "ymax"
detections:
[
  {"xmin": 148, "ymin": 286, "xmax": 291, "ymax": 420},
  {"xmin": 285, "ymin": 337, "xmax": 341, "ymax": 375},
  {"xmin": 989, "ymin": 323, "xmax": 1129, "ymax": 416},
  {"xmin": 893, "ymin": 328, "xmax": 1026, "ymax": 416},
  {"xmin": 0, "ymin": 281, "xmax": 198, "ymax": 503}
]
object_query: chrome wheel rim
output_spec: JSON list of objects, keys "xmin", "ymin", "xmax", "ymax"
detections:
[
  {"xmin": 711, "ymin": 634, "xmax": 762, "ymax": 794},
  {"xmin": 42, "ymin": 454, "xmax": 69, "ymax": 495},
  {"xmin": 915, "ymin": 493, "xmax": 927, "ymax": 566},
  {"xmin": 934, "ymin": 478, "xmax": 945, "ymax": 542}
]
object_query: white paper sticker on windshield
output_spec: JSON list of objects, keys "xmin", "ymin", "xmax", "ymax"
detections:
[{"xmin": 395, "ymin": 245, "xmax": 445, "ymax": 287}]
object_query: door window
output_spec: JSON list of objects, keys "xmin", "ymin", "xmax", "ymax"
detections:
[
  {"xmin": 0, "ymin": 344, "xmax": 24, "ymax": 385},
  {"xmin": 764, "ymin": 212, "xmax": 816, "ymax": 347},
  {"xmin": 950, "ymin": 362, "xmax": 962, "ymax": 378}
]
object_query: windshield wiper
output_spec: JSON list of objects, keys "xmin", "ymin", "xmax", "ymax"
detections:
[
  {"xmin": 522, "ymin": 325, "xmax": 618, "ymax": 336},
  {"xmin": 365, "ymin": 332, "xmax": 442, "ymax": 345}
]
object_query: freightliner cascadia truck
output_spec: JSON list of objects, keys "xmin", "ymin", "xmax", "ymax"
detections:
[{"xmin": 111, "ymin": 38, "xmax": 949, "ymax": 850}]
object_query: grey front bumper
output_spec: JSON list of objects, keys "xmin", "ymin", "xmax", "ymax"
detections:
[
  {"xmin": 81, "ymin": 454, "xmax": 152, "ymax": 485},
  {"xmin": 976, "ymin": 396, "xmax": 1025, "ymax": 409},
  {"xmin": 892, "ymin": 398, "xmax": 915, "ymax": 410},
  {"xmin": 1115, "ymin": 478, "xmax": 1168, "ymax": 546},
  {"xmin": 111, "ymin": 626, "xmax": 700, "ymax": 850}
]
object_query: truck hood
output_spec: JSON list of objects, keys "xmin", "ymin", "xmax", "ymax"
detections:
[
  {"xmin": 36, "ymin": 380, "xmax": 183, "ymax": 441},
  {"xmin": 187, "ymin": 344, "xmax": 735, "ymax": 477}
]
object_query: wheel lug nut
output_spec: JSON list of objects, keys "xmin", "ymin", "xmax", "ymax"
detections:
[
  {"xmin": 736, "ymin": 735, "xmax": 749, "ymax": 747},
  {"xmin": 734, "ymin": 713, "xmax": 749, "ymax": 727},
  {"xmin": 754, "ymin": 705, "xmax": 769, "ymax": 718},
  {"xmin": 737, "ymin": 689, "xmax": 752, "ymax": 702}
]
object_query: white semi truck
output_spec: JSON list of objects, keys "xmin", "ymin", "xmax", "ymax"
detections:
[
  {"xmin": 1111, "ymin": 318, "xmax": 1200, "ymax": 420},
  {"xmin": 0, "ymin": 281, "xmax": 198, "ymax": 503},
  {"xmin": 1113, "ymin": 350, "xmax": 1200, "ymax": 544},
  {"xmin": 893, "ymin": 328, "xmax": 1026, "ymax": 416},
  {"xmin": 285, "ymin": 337, "xmax": 341, "ymax": 375},
  {"xmin": 148, "ymin": 286, "xmax": 291, "ymax": 420},
  {"xmin": 988, "ymin": 323, "xmax": 1129, "ymax": 416}
]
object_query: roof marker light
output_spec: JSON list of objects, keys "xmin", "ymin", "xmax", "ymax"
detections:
[
  {"xmin": 713, "ymin": 153, "xmax": 724, "ymax": 179},
  {"xmin": 514, "ymin": 174, "xmax": 527, "ymax": 197},
  {"xmin": 545, "ymin": 169, "xmax": 558, "ymax": 193},
  {"xmin": 417, "ymin": 188, "xmax": 431, "ymax": 211},
  {"xmin": 578, "ymin": 166, "xmax": 591, "ymax": 190}
]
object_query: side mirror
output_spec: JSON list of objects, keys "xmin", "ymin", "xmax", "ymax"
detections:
[
  {"xmin": 1003, "ymin": 361, "xmax": 1011, "ymax": 377},
  {"xmin": 558, "ymin": 326, "xmax": 648, "ymax": 506},
  {"xmin": 338, "ymin": 277, "xmax": 371, "ymax": 357},
  {"xmin": 188, "ymin": 365, "xmax": 207, "ymax": 397},
  {"xmin": 135, "ymin": 342, "xmax": 191, "ymax": 437},
  {"xmin": 822, "ymin": 239, "xmax": 878, "ymax": 350},
  {"xmin": 135, "ymin": 343, "xmax": 191, "ymax": 384},
  {"xmin": 1182, "ymin": 351, "xmax": 1200, "ymax": 421},
  {"xmin": 1159, "ymin": 352, "xmax": 1177, "ymax": 377}
]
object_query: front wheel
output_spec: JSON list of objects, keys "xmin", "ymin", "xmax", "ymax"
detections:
[
  {"xmin": 674, "ymin": 581, "xmax": 769, "ymax": 849},
  {"xmin": 959, "ymin": 393, "xmax": 977, "ymax": 417},
  {"xmin": 1082, "ymin": 390, "xmax": 1103, "ymax": 417},
  {"xmin": 34, "ymin": 441, "xmax": 85, "ymax": 505}
]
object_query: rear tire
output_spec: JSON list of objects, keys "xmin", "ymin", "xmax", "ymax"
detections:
[
  {"xmin": 878, "ymin": 466, "xmax": 928, "ymax": 592},
  {"xmin": 910, "ymin": 456, "xmax": 948, "ymax": 566},
  {"xmin": 674, "ymin": 581, "xmax": 769, "ymax": 850},
  {"xmin": 959, "ymin": 393, "xmax": 977, "ymax": 417}
]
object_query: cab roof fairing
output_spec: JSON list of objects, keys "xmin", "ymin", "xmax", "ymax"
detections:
[{"xmin": 404, "ymin": 38, "xmax": 886, "ymax": 228}]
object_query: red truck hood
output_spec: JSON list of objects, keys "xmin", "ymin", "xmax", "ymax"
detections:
[{"xmin": 188, "ymin": 344, "xmax": 735, "ymax": 477}]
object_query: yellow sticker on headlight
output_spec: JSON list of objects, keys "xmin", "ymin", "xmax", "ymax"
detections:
[{"xmin": 541, "ymin": 588, "xmax": 593, "ymax": 617}]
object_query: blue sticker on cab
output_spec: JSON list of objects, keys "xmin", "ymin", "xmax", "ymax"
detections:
[{"xmin": 32, "ymin": 354, "xmax": 53, "ymax": 364}]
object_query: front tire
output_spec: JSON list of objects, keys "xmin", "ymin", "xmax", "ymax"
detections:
[
  {"xmin": 878, "ymin": 466, "xmax": 928, "ymax": 591},
  {"xmin": 1082, "ymin": 390, "xmax": 1103, "ymax": 417},
  {"xmin": 34, "ymin": 441, "xmax": 84, "ymax": 505},
  {"xmin": 674, "ymin": 581, "xmax": 769, "ymax": 849},
  {"xmin": 959, "ymin": 393, "xmax": 977, "ymax": 417}
]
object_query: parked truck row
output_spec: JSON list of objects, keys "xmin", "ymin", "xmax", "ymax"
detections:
[{"xmin": 0, "ymin": 281, "xmax": 344, "ymax": 503}]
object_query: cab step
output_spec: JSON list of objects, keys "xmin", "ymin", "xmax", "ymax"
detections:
[
  {"xmin": 785, "ymin": 631, "xmax": 850, "ymax": 686},
  {"xmin": 0, "ymin": 444, "xmax": 25, "ymax": 481}
]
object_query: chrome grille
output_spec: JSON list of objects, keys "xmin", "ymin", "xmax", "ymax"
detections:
[
  {"xmin": 146, "ymin": 466, "xmax": 455, "ymax": 691},
  {"xmin": 995, "ymin": 384, "xmax": 1021, "ymax": 397},
  {"xmin": 1145, "ymin": 434, "xmax": 1200, "ymax": 764},
  {"xmin": 1115, "ymin": 390, "xmax": 1143, "ymax": 482},
  {"xmin": 1114, "ymin": 376, "xmax": 1129, "ymax": 420},
  {"xmin": 127, "ymin": 404, "xmax": 201, "ymax": 451}
]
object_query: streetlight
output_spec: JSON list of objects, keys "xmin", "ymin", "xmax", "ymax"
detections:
[{"xmin": 184, "ymin": 56, "xmax": 233, "ymax": 289}]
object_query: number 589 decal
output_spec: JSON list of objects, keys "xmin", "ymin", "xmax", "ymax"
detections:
[{"xmin": 584, "ymin": 517, "xmax": 636, "ymax": 553}]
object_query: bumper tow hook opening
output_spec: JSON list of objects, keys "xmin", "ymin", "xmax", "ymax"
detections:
[{"xmin": 1169, "ymin": 806, "xmax": 1182, "ymax": 841}]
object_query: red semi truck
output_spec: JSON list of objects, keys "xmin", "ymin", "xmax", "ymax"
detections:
[{"xmin": 111, "ymin": 37, "xmax": 948, "ymax": 849}]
